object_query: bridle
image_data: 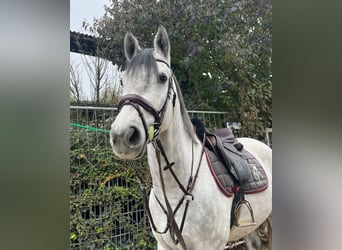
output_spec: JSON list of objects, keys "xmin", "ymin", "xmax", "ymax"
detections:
[
  {"xmin": 118, "ymin": 59, "xmax": 176, "ymax": 144},
  {"xmin": 118, "ymin": 58, "xmax": 204, "ymax": 250}
]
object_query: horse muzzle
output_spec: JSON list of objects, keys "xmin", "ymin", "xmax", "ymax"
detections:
[{"xmin": 110, "ymin": 108, "xmax": 147, "ymax": 160}]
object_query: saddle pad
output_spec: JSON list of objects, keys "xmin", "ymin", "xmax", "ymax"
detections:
[{"xmin": 205, "ymin": 147, "xmax": 268, "ymax": 197}]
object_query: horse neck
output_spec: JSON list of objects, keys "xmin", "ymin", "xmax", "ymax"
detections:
[{"xmin": 147, "ymin": 105, "xmax": 198, "ymax": 199}]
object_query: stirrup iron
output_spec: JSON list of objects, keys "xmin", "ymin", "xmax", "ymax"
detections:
[{"xmin": 234, "ymin": 200, "xmax": 256, "ymax": 227}]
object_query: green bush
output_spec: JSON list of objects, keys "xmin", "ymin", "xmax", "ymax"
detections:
[{"xmin": 70, "ymin": 128, "xmax": 156, "ymax": 249}]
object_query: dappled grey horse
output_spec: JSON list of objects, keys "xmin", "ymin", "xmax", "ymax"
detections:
[{"xmin": 110, "ymin": 26, "xmax": 272, "ymax": 250}]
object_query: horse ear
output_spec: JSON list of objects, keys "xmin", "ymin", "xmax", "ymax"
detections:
[
  {"xmin": 154, "ymin": 25, "xmax": 170, "ymax": 64},
  {"xmin": 124, "ymin": 31, "xmax": 141, "ymax": 61}
]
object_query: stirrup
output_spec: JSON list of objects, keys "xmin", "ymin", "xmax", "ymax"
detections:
[{"xmin": 234, "ymin": 200, "xmax": 256, "ymax": 227}]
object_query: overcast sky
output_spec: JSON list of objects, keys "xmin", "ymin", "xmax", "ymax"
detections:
[
  {"xmin": 70, "ymin": 0, "xmax": 110, "ymax": 32},
  {"xmin": 70, "ymin": 0, "xmax": 116, "ymax": 101}
]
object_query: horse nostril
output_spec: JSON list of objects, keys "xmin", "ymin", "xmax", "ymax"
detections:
[{"xmin": 127, "ymin": 126, "xmax": 141, "ymax": 146}]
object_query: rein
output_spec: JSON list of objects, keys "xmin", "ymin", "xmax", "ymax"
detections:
[
  {"xmin": 119, "ymin": 59, "xmax": 204, "ymax": 250},
  {"xmin": 133, "ymin": 138, "xmax": 204, "ymax": 250}
]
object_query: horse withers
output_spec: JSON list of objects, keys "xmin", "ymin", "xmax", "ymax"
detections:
[{"xmin": 110, "ymin": 26, "xmax": 272, "ymax": 250}]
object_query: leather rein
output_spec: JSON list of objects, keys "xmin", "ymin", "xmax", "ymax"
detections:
[{"xmin": 118, "ymin": 59, "xmax": 204, "ymax": 250}]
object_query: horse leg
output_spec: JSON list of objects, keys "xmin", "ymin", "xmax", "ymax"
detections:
[
  {"xmin": 244, "ymin": 230, "xmax": 262, "ymax": 250},
  {"xmin": 256, "ymin": 215, "xmax": 272, "ymax": 250},
  {"xmin": 265, "ymin": 215, "xmax": 272, "ymax": 249}
]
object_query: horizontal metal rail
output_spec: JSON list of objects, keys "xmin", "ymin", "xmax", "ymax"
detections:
[
  {"xmin": 70, "ymin": 105, "xmax": 229, "ymax": 115},
  {"xmin": 188, "ymin": 110, "xmax": 228, "ymax": 115},
  {"xmin": 70, "ymin": 105, "xmax": 118, "ymax": 111}
]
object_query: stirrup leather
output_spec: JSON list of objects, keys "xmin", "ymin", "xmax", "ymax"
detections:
[{"xmin": 234, "ymin": 200, "xmax": 256, "ymax": 227}]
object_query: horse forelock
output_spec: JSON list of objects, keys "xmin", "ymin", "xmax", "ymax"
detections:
[{"xmin": 125, "ymin": 49, "xmax": 158, "ymax": 81}]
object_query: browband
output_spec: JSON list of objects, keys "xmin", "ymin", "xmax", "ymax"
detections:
[{"xmin": 155, "ymin": 58, "xmax": 170, "ymax": 68}]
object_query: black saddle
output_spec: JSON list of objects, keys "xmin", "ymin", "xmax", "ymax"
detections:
[
  {"xmin": 191, "ymin": 119, "xmax": 268, "ymax": 194},
  {"xmin": 192, "ymin": 119, "xmax": 269, "ymax": 227}
]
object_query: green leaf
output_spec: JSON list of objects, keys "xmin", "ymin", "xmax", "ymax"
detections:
[{"xmin": 70, "ymin": 232, "xmax": 77, "ymax": 240}]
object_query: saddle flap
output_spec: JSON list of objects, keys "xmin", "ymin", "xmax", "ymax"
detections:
[
  {"xmin": 219, "ymin": 141, "xmax": 250, "ymax": 184},
  {"xmin": 205, "ymin": 128, "xmax": 268, "ymax": 193}
]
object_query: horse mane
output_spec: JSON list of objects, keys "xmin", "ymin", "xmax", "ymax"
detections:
[
  {"xmin": 125, "ymin": 48, "xmax": 197, "ymax": 143},
  {"xmin": 172, "ymin": 75, "xmax": 198, "ymax": 143}
]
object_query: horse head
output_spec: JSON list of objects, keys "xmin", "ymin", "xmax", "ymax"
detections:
[{"xmin": 110, "ymin": 26, "xmax": 175, "ymax": 160}]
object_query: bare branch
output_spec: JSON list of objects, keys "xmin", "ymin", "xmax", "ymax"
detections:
[{"xmin": 70, "ymin": 63, "xmax": 82, "ymax": 103}]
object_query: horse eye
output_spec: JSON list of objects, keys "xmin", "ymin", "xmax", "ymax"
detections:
[{"xmin": 159, "ymin": 73, "xmax": 168, "ymax": 83}]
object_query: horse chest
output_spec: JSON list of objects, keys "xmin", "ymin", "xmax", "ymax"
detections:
[{"xmin": 149, "ymin": 186, "xmax": 231, "ymax": 249}]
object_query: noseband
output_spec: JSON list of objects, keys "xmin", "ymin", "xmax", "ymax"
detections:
[{"xmin": 117, "ymin": 59, "xmax": 176, "ymax": 143}]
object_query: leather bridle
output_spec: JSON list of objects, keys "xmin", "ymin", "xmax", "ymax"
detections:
[
  {"xmin": 117, "ymin": 59, "xmax": 176, "ymax": 144},
  {"xmin": 118, "ymin": 58, "xmax": 204, "ymax": 250}
]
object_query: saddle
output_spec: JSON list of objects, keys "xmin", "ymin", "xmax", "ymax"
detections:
[
  {"xmin": 191, "ymin": 119, "xmax": 268, "ymax": 227},
  {"xmin": 205, "ymin": 128, "xmax": 268, "ymax": 196}
]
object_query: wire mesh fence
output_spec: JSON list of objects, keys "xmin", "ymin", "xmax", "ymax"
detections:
[
  {"xmin": 70, "ymin": 106, "xmax": 153, "ymax": 249},
  {"xmin": 70, "ymin": 105, "xmax": 266, "ymax": 249}
]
